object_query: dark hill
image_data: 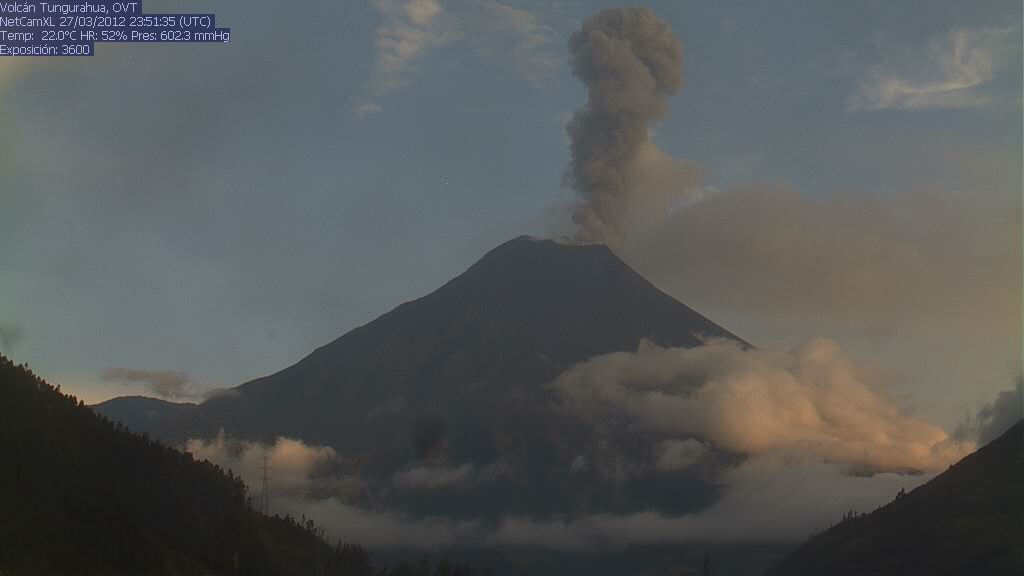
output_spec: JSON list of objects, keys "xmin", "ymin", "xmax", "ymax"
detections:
[
  {"xmin": 0, "ymin": 354, "xmax": 342, "ymax": 575},
  {"xmin": 97, "ymin": 236, "xmax": 744, "ymax": 519},
  {"xmin": 0, "ymin": 354, "xmax": 481, "ymax": 576},
  {"xmin": 766, "ymin": 420, "xmax": 1024, "ymax": 576},
  {"xmin": 92, "ymin": 394, "xmax": 196, "ymax": 433}
]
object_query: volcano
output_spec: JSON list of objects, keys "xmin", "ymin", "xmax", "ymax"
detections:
[{"xmin": 98, "ymin": 236, "xmax": 746, "ymax": 519}]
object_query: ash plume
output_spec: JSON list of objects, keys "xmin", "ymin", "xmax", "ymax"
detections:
[{"xmin": 566, "ymin": 7, "xmax": 684, "ymax": 246}]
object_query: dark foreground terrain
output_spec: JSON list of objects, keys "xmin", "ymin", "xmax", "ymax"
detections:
[
  {"xmin": 0, "ymin": 355, "xmax": 480, "ymax": 576},
  {"xmin": 768, "ymin": 419, "xmax": 1024, "ymax": 576}
]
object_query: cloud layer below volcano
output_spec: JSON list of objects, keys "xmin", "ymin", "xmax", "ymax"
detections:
[{"xmin": 550, "ymin": 338, "xmax": 973, "ymax": 472}]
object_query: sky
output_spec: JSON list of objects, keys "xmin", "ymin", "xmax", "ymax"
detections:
[{"xmin": 1, "ymin": 0, "xmax": 1021, "ymax": 435}]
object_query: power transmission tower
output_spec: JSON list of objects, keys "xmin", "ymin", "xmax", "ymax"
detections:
[{"xmin": 260, "ymin": 453, "xmax": 272, "ymax": 516}]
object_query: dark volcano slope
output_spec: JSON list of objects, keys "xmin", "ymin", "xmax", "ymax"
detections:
[
  {"xmin": 98, "ymin": 236, "xmax": 745, "ymax": 518},
  {"xmin": 767, "ymin": 420, "xmax": 1024, "ymax": 576}
]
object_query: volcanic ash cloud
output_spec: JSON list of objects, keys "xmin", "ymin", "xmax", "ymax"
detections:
[{"xmin": 566, "ymin": 7, "xmax": 698, "ymax": 246}]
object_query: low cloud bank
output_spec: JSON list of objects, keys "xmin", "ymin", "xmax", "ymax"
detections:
[
  {"xmin": 174, "ymin": 328, "xmax": 988, "ymax": 552},
  {"xmin": 185, "ymin": 432, "xmax": 362, "ymax": 501},
  {"xmin": 184, "ymin": 433, "xmax": 481, "ymax": 548},
  {"xmin": 487, "ymin": 455, "xmax": 924, "ymax": 550},
  {"xmin": 101, "ymin": 367, "xmax": 198, "ymax": 401},
  {"xmin": 183, "ymin": 338, "xmax": 973, "ymax": 551},
  {"xmin": 551, "ymin": 338, "xmax": 973, "ymax": 472},
  {"xmin": 293, "ymin": 453, "xmax": 926, "ymax": 551},
  {"xmin": 183, "ymin": 423, "xmax": 941, "ymax": 551}
]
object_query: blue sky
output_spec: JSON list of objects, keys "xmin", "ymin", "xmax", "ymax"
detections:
[{"xmin": 1, "ymin": 0, "xmax": 1020, "ymax": 429}]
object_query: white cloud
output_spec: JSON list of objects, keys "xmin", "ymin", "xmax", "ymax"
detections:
[
  {"xmin": 465, "ymin": 0, "xmax": 561, "ymax": 86},
  {"xmin": 184, "ymin": 432, "xmax": 362, "ymax": 501},
  {"xmin": 357, "ymin": 0, "xmax": 560, "ymax": 115},
  {"xmin": 551, "ymin": 338, "xmax": 974, "ymax": 473},
  {"xmin": 404, "ymin": 0, "xmax": 443, "ymax": 25},
  {"xmin": 653, "ymin": 438, "xmax": 709, "ymax": 471},
  {"xmin": 358, "ymin": 0, "xmax": 455, "ymax": 115},
  {"xmin": 851, "ymin": 27, "xmax": 1019, "ymax": 111}
]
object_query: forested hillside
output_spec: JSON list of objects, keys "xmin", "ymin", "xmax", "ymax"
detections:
[
  {"xmin": 767, "ymin": 419, "xmax": 1024, "ymax": 576},
  {"xmin": 0, "ymin": 354, "xmax": 480, "ymax": 576}
]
